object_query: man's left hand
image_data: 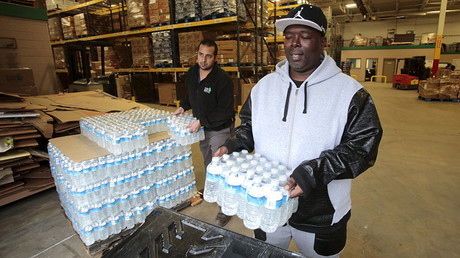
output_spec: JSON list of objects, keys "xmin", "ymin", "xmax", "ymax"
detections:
[
  {"xmin": 186, "ymin": 120, "xmax": 201, "ymax": 133},
  {"xmin": 284, "ymin": 177, "xmax": 304, "ymax": 198}
]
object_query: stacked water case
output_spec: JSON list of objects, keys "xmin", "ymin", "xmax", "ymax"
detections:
[
  {"xmin": 203, "ymin": 150, "xmax": 299, "ymax": 233},
  {"xmin": 48, "ymin": 108, "xmax": 202, "ymax": 246}
]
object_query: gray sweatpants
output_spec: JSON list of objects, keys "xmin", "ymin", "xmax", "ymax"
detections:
[
  {"xmin": 264, "ymin": 225, "xmax": 343, "ymax": 258},
  {"xmin": 199, "ymin": 125, "xmax": 234, "ymax": 170}
]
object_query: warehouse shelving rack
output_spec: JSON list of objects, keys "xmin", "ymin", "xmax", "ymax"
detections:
[{"xmin": 47, "ymin": 0, "xmax": 269, "ymax": 106}]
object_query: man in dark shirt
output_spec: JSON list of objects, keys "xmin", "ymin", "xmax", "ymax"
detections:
[{"xmin": 174, "ymin": 39, "xmax": 235, "ymax": 227}]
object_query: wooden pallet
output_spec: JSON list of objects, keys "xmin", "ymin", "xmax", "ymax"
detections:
[{"xmin": 418, "ymin": 96, "xmax": 460, "ymax": 102}]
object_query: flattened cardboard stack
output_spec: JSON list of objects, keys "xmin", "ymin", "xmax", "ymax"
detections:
[
  {"xmin": 26, "ymin": 91, "xmax": 146, "ymax": 137},
  {"xmin": 0, "ymin": 93, "xmax": 54, "ymax": 206}
]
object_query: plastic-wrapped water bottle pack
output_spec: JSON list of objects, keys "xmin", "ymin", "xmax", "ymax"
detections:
[
  {"xmin": 203, "ymin": 150, "xmax": 299, "ymax": 233},
  {"xmin": 80, "ymin": 114, "xmax": 149, "ymax": 155},
  {"xmin": 167, "ymin": 113, "xmax": 205, "ymax": 145},
  {"xmin": 116, "ymin": 108, "xmax": 170, "ymax": 134}
]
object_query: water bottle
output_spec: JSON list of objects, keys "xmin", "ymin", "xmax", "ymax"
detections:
[
  {"xmin": 203, "ymin": 157, "xmax": 222, "ymax": 203},
  {"xmin": 217, "ymin": 159, "xmax": 234, "ymax": 206},
  {"xmin": 237, "ymin": 169, "xmax": 255, "ymax": 219},
  {"xmin": 244, "ymin": 182, "xmax": 265, "ymax": 230},
  {"xmin": 277, "ymin": 175, "xmax": 289, "ymax": 224},
  {"xmin": 260, "ymin": 187, "xmax": 283, "ymax": 233},
  {"xmin": 222, "ymin": 169, "xmax": 244, "ymax": 216}
]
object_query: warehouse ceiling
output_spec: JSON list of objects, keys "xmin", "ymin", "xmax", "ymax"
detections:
[{"xmin": 306, "ymin": 0, "xmax": 460, "ymax": 22}]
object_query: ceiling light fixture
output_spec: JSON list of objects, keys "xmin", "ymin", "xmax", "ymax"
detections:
[{"xmin": 346, "ymin": 3, "xmax": 357, "ymax": 8}]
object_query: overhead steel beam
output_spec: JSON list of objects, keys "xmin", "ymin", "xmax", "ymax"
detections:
[{"xmin": 353, "ymin": 0, "xmax": 369, "ymax": 16}]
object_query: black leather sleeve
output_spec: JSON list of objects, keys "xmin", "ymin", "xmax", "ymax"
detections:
[
  {"xmin": 222, "ymin": 93, "xmax": 255, "ymax": 153},
  {"xmin": 291, "ymin": 88, "xmax": 383, "ymax": 197}
]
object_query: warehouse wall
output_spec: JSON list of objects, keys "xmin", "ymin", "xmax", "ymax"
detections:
[
  {"xmin": 340, "ymin": 12, "xmax": 460, "ymax": 46},
  {"xmin": 341, "ymin": 47, "xmax": 434, "ymax": 81},
  {"xmin": 0, "ymin": 15, "xmax": 59, "ymax": 95}
]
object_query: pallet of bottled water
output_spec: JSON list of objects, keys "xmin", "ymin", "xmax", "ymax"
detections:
[
  {"xmin": 48, "ymin": 138, "xmax": 197, "ymax": 246},
  {"xmin": 203, "ymin": 150, "xmax": 299, "ymax": 233},
  {"xmin": 167, "ymin": 113, "xmax": 205, "ymax": 145}
]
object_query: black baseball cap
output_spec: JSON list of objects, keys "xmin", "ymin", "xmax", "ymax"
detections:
[{"xmin": 275, "ymin": 4, "xmax": 327, "ymax": 35}]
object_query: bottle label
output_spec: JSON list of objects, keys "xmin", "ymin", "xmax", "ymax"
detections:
[
  {"xmin": 247, "ymin": 194, "xmax": 266, "ymax": 206},
  {"xmin": 206, "ymin": 171, "xmax": 220, "ymax": 182},
  {"xmin": 266, "ymin": 198, "xmax": 283, "ymax": 209},
  {"xmin": 224, "ymin": 183, "xmax": 240, "ymax": 194}
]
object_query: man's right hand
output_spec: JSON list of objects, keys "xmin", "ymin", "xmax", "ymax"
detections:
[
  {"xmin": 173, "ymin": 107, "xmax": 184, "ymax": 116},
  {"xmin": 213, "ymin": 146, "xmax": 228, "ymax": 157}
]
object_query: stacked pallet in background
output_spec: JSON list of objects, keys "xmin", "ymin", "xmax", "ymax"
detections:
[
  {"xmin": 73, "ymin": 13, "xmax": 110, "ymax": 37},
  {"xmin": 127, "ymin": 0, "xmax": 149, "ymax": 28},
  {"xmin": 178, "ymin": 31, "xmax": 218, "ymax": 67},
  {"xmin": 151, "ymin": 31, "xmax": 173, "ymax": 67},
  {"xmin": 130, "ymin": 36, "xmax": 154, "ymax": 68},
  {"xmin": 419, "ymin": 70, "xmax": 460, "ymax": 100},
  {"xmin": 216, "ymin": 40, "xmax": 259, "ymax": 65},
  {"xmin": 175, "ymin": 0, "xmax": 201, "ymax": 23},
  {"xmin": 148, "ymin": 0, "xmax": 171, "ymax": 25},
  {"xmin": 201, "ymin": 0, "xmax": 246, "ymax": 19},
  {"xmin": 116, "ymin": 75, "xmax": 132, "ymax": 99},
  {"xmin": 48, "ymin": 17, "xmax": 62, "ymax": 41},
  {"xmin": 245, "ymin": 0, "xmax": 267, "ymax": 22},
  {"xmin": 52, "ymin": 46, "xmax": 66, "ymax": 69},
  {"xmin": 61, "ymin": 16, "xmax": 76, "ymax": 39}
]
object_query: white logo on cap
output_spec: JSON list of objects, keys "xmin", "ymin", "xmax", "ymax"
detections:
[{"xmin": 294, "ymin": 7, "xmax": 304, "ymax": 19}]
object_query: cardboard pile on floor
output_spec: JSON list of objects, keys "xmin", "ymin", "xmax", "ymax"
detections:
[{"xmin": 0, "ymin": 92, "xmax": 54, "ymax": 205}]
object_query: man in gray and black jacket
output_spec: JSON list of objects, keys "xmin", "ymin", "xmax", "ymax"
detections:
[{"xmin": 214, "ymin": 4, "xmax": 382, "ymax": 257}]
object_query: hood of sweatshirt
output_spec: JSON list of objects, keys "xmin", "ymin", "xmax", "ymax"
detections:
[{"xmin": 275, "ymin": 51, "xmax": 342, "ymax": 120}]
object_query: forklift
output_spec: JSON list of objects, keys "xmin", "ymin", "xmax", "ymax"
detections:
[{"xmin": 392, "ymin": 57, "xmax": 430, "ymax": 90}]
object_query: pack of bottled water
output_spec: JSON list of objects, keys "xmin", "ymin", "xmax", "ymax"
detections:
[
  {"xmin": 167, "ymin": 113, "xmax": 205, "ymax": 145},
  {"xmin": 116, "ymin": 108, "xmax": 169, "ymax": 134},
  {"xmin": 203, "ymin": 150, "xmax": 299, "ymax": 233},
  {"xmin": 80, "ymin": 113, "xmax": 149, "ymax": 155}
]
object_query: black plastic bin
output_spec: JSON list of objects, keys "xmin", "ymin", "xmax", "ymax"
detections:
[{"xmin": 102, "ymin": 207, "xmax": 305, "ymax": 258}]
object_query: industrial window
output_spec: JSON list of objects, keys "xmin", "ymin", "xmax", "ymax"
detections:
[{"xmin": 346, "ymin": 58, "xmax": 361, "ymax": 69}]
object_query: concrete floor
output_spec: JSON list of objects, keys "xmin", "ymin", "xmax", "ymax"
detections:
[{"xmin": 1, "ymin": 82, "xmax": 459, "ymax": 257}]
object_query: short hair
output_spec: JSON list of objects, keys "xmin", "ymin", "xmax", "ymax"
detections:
[{"xmin": 198, "ymin": 39, "xmax": 218, "ymax": 56}]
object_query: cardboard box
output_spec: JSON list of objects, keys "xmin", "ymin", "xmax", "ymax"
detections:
[
  {"xmin": 0, "ymin": 68, "xmax": 38, "ymax": 96},
  {"xmin": 241, "ymin": 83, "xmax": 256, "ymax": 104},
  {"xmin": 156, "ymin": 83, "xmax": 176, "ymax": 105}
]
